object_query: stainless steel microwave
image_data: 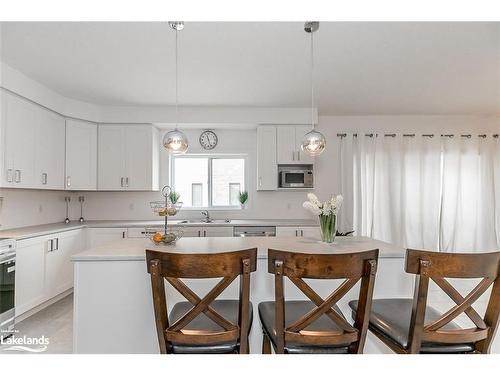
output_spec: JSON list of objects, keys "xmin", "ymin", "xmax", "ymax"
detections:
[{"xmin": 279, "ymin": 169, "xmax": 314, "ymax": 188}]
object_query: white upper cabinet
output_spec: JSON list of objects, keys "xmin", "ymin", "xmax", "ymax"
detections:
[
  {"xmin": 98, "ymin": 124, "xmax": 159, "ymax": 191},
  {"xmin": 256, "ymin": 125, "xmax": 277, "ymax": 191},
  {"xmin": 276, "ymin": 125, "xmax": 314, "ymax": 165},
  {"xmin": 276, "ymin": 126, "xmax": 296, "ymax": 164},
  {"xmin": 66, "ymin": 119, "xmax": 97, "ymax": 190},
  {"xmin": 34, "ymin": 107, "xmax": 65, "ymax": 189},
  {"xmin": 2, "ymin": 91, "xmax": 37, "ymax": 188},
  {"xmin": 1, "ymin": 91, "xmax": 65, "ymax": 189},
  {"xmin": 294, "ymin": 125, "xmax": 314, "ymax": 164}
]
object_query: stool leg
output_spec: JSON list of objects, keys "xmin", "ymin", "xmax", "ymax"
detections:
[{"xmin": 262, "ymin": 332, "xmax": 272, "ymax": 354}]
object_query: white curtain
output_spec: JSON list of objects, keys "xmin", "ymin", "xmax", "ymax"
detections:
[
  {"xmin": 440, "ymin": 135, "xmax": 500, "ymax": 252},
  {"xmin": 341, "ymin": 133, "xmax": 500, "ymax": 252}
]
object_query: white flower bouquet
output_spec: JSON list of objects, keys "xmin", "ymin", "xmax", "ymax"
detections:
[{"xmin": 303, "ymin": 193, "xmax": 343, "ymax": 243}]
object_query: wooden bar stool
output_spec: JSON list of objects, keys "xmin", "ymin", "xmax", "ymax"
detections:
[
  {"xmin": 146, "ymin": 248, "xmax": 257, "ymax": 354},
  {"xmin": 259, "ymin": 248, "xmax": 379, "ymax": 354},
  {"xmin": 349, "ymin": 249, "xmax": 500, "ymax": 354}
]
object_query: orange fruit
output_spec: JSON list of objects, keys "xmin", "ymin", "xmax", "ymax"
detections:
[{"xmin": 152, "ymin": 232, "xmax": 163, "ymax": 243}]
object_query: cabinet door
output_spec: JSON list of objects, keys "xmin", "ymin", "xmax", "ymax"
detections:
[
  {"xmin": 124, "ymin": 125, "xmax": 156, "ymax": 191},
  {"xmin": 88, "ymin": 228, "xmax": 127, "ymax": 248},
  {"xmin": 300, "ymin": 226, "xmax": 321, "ymax": 240},
  {"xmin": 66, "ymin": 119, "xmax": 97, "ymax": 190},
  {"xmin": 275, "ymin": 227, "xmax": 300, "ymax": 237},
  {"xmin": 35, "ymin": 107, "xmax": 65, "ymax": 189},
  {"xmin": 181, "ymin": 227, "xmax": 204, "ymax": 237},
  {"xmin": 295, "ymin": 125, "xmax": 314, "ymax": 164},
  {"xmin": 276, "ymin": 126, "xmax": 296, "ymax": 164},
  {"xmin": 3, "ymin": 93, "xmax": 37, "ymax": 188},
  {"xmin": 256, "ymin": 126, "xmax": 277, "ymax": 191},
  {"xmin": 45, "ymin": 230, "xmax": 86, "ymax": 300},
  {"xmin": 203, "ymin": 227, "xmax": 233, "ymax": 237},
  {"xmin": 15, "ymin": 236, "xmax": 49, "ymax": 316},
  {"xmin": 98, "ymin": 125, "xmax": 126, "ymax": 190}
]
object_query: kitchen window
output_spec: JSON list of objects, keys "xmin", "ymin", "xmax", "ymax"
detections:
[{"xmin": 171, "ymin": 155, "xmax": 246, "ymax": 209}]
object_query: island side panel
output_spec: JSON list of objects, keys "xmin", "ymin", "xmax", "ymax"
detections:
[
  {"xmin": 73, "ymin": 260, "xmax": 159, "ymax": 354},
  {"xmin": 73, "ymin": 256, "xmax": 412, "ymax": 354}
]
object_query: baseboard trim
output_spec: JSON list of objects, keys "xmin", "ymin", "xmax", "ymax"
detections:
[{"xmin": 15, "ymin": 288, "xmax": 73, "ymax": 324}]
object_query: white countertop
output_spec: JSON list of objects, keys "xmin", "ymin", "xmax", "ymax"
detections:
[
  {"xmin": 0, "ymin": 219, "xmax": 319, "ymax": 240},
  {"xmin": 72, "ymin": 236, "xmax": 406, "ymax": 261}
]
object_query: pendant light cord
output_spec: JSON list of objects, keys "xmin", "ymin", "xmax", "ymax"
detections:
[
  {"xmin": 310, "ymin": 30, "xmax": 314, "ymax": 130},
  {"xmin": 175, "ymin": 27, "xmax": 179, "ymax": 129}
]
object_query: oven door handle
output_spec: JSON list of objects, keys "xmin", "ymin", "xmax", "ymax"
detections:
[{"xmin": 0, "ymin": 257, "xmax": 15, "ymax": 266}]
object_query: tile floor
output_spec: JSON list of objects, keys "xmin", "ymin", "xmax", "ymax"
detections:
[{"xmin": 0, "ymin": 294, "xmax": 73, "ymax": 354}]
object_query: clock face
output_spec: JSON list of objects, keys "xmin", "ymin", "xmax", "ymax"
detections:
[{"xmin": 199, "ymin": 130, "xmax": 218, "ymax": 150}]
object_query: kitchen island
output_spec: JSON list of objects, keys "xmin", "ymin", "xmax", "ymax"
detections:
[{"xmin": 72, "ymin": 236, "xmax": 413, "ymax": 354}]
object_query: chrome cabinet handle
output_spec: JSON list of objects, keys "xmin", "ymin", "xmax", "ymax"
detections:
[
  {"xmin": 122, "ymin": 231, "xmax": 126, "ymax": 239},
  {"xmin": 295, "ymin": 230, "xmax": 298, "ymax": 237},
  {"xmin": 297, "ymin": 151, "xmax": 301, "ymax": 161},
  {"xmin": 198, "ymin": 230, "xmax": 201, "ymax": 237},
  {"xmin": 301, "ymin": 230, "xmax": 304, "ymax": 237},
  {"xmin": 204, "ymin": 230, "xmax": 207, "ymax": 237},
  {"xmin": 48, "ymin": 239, "xmax": 53, "ymax": 252},
  {"xmin": 14, "ymin": 170, "xmax": 21, "ymax": 183},
  {"xmin": 125, "ymin": 177, "xmax": 129, "ymax": 187},
  {"xmin": 66, "ymin": 176, "xmax": 71, "ymax": 187},
  {"xmin": 42, "ymin": 173, "xmax": 48, "ymax": 185},
  {"xmin": 292, "ymin": 151, "xmax": 295, "ymax": 161},
  {"xmin": 55, "ymin": 238, "xmax": 59, "ymax": 250},
  {"xmin": 120, "ymin": 177, "xmax": 124, "ymax": 187},
  {"xmin": 6, "ymin": 169, "xmax": 13, "ymax": 183}
]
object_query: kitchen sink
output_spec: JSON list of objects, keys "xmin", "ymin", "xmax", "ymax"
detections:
[{"xmin": 178, "ymin": 219, "xmax": 231, "ymax": 224}]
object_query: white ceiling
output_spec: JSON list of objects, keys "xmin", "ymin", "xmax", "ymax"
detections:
[{"xmin": 1, "ymin": 22, "xmax": 499, "ymax": 115}]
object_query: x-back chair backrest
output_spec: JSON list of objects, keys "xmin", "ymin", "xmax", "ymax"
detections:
[
  {"xmin": 146, "ymin": 248, "xmax": 257, "ymax": 354},
  {"xmin": 267, "ymin": 248, "xmax": 379, "ymax": 354},
  {"xmin": 405, "ymin": 249, "xmax": 500, "ymax": 353}
]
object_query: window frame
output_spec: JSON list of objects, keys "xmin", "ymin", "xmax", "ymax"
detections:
[{"xmin": 170, "ymin": 153, "xmax": 247, "ymax": 210}]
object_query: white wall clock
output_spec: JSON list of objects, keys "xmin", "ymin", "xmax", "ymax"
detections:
[{"xmin": 199, "ymin": 130, "xmax": 218, "ymax": 150}]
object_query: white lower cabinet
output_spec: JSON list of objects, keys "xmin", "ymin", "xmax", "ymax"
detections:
[
  {"xmin": 181, "ymin": 226, "xmax": 233, "ymax": 237},
  {"xmin": 203, "ymin": 227, "xmax": 233, "ymax": 237},
  {"xmin": 15, "ymin": 229, "xmax": 86, "ymax": 317},
  {"xmin": 15, "ymin": 237, "xmax": 47, "ymax": 316},
  {"xmin": 87, "ymin": 228, "xmax": 127, "ymax": 248},
  {"xmin": 276, "ymin": 226, "xmax": 320, "ymax": 240},
  {"xmin": 44, "ymin": 229, "xmax": 86, "ymax": 300}
]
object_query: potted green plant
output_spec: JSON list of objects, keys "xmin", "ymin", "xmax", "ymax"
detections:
[
  {"xmin": 168, "ymin": 190, "xmax": 180, "ymax": 204},
  {"xmin": 238, "ymin": 191, "xmax": 248, "ymax": 209}
]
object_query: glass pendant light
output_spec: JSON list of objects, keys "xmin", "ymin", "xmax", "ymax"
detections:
[
  {"xmin": 163, "ymin": 21, "xmax": 188, "ymax": 154},
  {"xmin": 301, "ymin": 21, "xmax": 326, "ymax": 156}
]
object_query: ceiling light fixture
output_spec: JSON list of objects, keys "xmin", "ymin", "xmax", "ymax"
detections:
[
  {"xmin": 163, "ymin": 21, "xmax": 188, "ymax": 154},
  {"xmin": 301, "ymin": 21, "xmax": 326, "ymax": 157}
]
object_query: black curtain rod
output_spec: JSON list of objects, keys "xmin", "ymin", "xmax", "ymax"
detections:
[{"xmin": 337, "ymin": 133, "xmax": 499, "ymax": 138}]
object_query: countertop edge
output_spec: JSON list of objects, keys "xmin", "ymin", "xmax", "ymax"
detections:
[{"xmin": 0, "ymin": 220, "xmax": 320, "ymax": 240}]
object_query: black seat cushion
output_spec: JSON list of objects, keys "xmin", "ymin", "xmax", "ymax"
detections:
[
  {"xmin": 258, "ymin": 300, "xmax": 351, "ymax": 354},
  {"xmin": 168, "ymin": 299, "xmax": 253, "ymax": 354},
  {"xmin": 349, "ymin": 299, "xmax": 475, "ymax": 353}
]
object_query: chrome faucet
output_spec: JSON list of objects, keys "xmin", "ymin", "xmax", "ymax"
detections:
[{"xmin": 201, "ymin": 210, "xmax": 211, "ymax": 223}]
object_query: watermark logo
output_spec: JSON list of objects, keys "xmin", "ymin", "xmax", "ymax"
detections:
[{"xmin": 0, "ymin": 330, "xmax": 49, "ymax": 353}]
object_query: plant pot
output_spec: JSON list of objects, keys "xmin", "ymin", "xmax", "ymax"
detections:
[{"xmin": 319, "ymin": 214, "xmax": 336, "ymax": 243}]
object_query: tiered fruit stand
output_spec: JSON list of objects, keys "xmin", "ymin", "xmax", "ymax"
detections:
[{"xmin": 148, "ymin": 185, "xmax": 183, "ymax": 245}]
